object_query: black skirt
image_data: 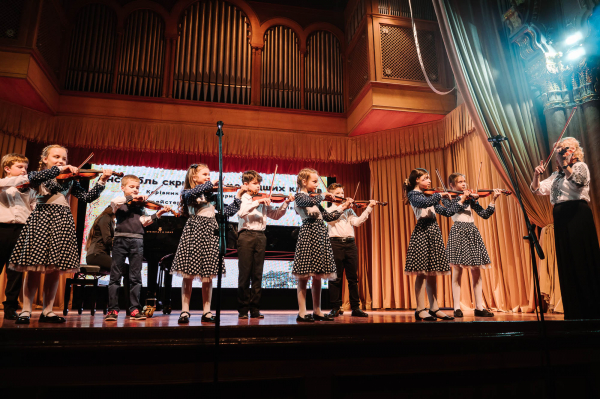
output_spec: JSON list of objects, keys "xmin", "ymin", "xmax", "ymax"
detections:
[
  {"xmin": 9, "ymin": 204, "xmax": 80, "ymax": 273},
  {"xmin": 404, "ymin": 217, "xmax": 450, "ymax": 276},
  {"xmin": 446, "ymin": 222, "xmax": 491, "ymax": 269},
  {"xmin": 292, "ymin": 219, "xmax": 337, "ymax": 280},
  {"xmin": 553, "ymin": 200, "xmax": 600, "ymax": 320},
  {"xmin": 171, "ymin": 216, "xmax": 221, "ymax": 282}
]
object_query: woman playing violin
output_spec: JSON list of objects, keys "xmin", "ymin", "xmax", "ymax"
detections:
[{"xmin": 531, "ymin": 137, "xmax": 600, "ymax": 320}]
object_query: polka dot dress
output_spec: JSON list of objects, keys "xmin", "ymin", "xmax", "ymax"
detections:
[
  {"xmin": 446, "ymin": 222, "xmax": 491, "ymax": 269},
  {"xmin": 9, "ymin": 204, "xmax": 80, "ymax": 273},
  {"xmin": 171, "ymin": 216, "xmax": 222, "ymax": 282},
  {"xmin": 404, "ymin": 218, "xmax": 451, "ymax": 276},
  {"xmin": 292, "ymin": 219, "xmax": 337, "ymax": 280}
]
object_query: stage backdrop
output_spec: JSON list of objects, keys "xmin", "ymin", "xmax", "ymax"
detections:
[{"xmin": 81, "ymin": 165, "xmax": 329, "ymax": 289}]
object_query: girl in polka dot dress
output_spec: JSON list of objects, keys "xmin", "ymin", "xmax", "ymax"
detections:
[
  {"xmin": 10, "ymin": 145, "xmax": 113, "ymax": 324},
  {"xmin": 293, "ymin": 168, "xmax": 350, "ymax": 323},
  {"xmin": 403, "ymin": 168, "xmax": 464, "ymax": 322},
  {"xmin": 171, "ymin": 164, "xmax": 245, "ymax": 324},
  {"xmin": 446, "ymin": 173, "xmax": 502, "ymax": 318}
]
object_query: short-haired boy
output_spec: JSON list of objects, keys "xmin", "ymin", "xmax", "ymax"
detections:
[
  {"xmin": 237, "ymin": 170, "xmax": 293, "ymax": 319},
  {"xmin": 0, "ymin": 154, "xmax": 35, "ymax": 320},
  {"xmin": 325, "ymin": 183, "xmax": 376, "ymax": 317},
  {"xmin": 106, "ymin": 175, "xmax": 171, "ymax": 321}
]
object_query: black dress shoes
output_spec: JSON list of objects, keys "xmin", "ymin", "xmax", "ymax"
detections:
[
  {"xmin": 201, "ymin": 312, "xmax": 216, "ymax": 323},
  {"xmin": 3, "ymin": 307, "xmax": 18, "ymax": 320},
  {"xmin": 39, "ymin": 313, "xmax": 66, "ymax": 323},
  {"xmin": 16, "ymin": 311, "xmax": 31, "ymax": 325},
  {"xmin": 328, "ymin": 309, "xmax": 342, "ymax": 317},
  {"xmin": 238, "ymin": 311, "xmax": 248, "ymax": 319},
  {"xmin": 313, "ymin": 313, "xmax": 334, "ymax": 321},
  {"xmin": 351, "ymin": 309, "xmax": 368, "ymax": 317},
  {"xmin": 454, "ymin": 309, "xmax": 464, "ymax": 318},
  {"xmin": 429, "ymin": 309, "xmax": 454, "ymax": 320},
  {"xmin": 296, "ymin": 314, "xmax": 315, "ymax": 323},
  {"xmin": 178, "ymin": 311, "xmax": 190, "ymax": 324},
  {"xmin": 250, "ymin": 310, "xmax": 264, "ymax": 319},
  {"xmin": 474, "ymin": 308, "xmax": 494, "ymax": 317},
  {"xmin": 415, "ymin": 309, "xmax": 436, "ymax": 321}
]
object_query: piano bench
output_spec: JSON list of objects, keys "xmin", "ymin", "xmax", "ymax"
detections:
[{"xmin": 63, "ymin": 264, "xmax": 110, "ymax": 317}]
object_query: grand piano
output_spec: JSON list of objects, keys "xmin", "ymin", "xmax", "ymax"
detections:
[{"xmin": 143, "ymin": 216, "xmax": 299, "ymax": 313}]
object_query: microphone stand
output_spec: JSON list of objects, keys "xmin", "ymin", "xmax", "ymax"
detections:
[
  {"xmin": 214, "ymin": 121, "xmax": 226, "ymax": 389},
  {"xmin": 490, "ymin": 137, "xmax": 554, "ymax": 397}
]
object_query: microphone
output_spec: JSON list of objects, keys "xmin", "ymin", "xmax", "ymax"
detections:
[{"xmin": 488, "ymin": 136, "xmax": 508, "ymax": 143}]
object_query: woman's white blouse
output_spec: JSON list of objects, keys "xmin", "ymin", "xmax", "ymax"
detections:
[{"xmin": 531, "ymin": 161, "xmax": 590, "ymax": 205}]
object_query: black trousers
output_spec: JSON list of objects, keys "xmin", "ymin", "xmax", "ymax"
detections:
[
  {"xmin": 237, "ymin": 230, "xmax": 266, "ymax": 312},
  {"xmin": 0, "ymin": 223, "xmax": 24, "ymax": 309},
  {"xmin": 554, "ymin": 200, "xmax": 600, "ymax": 320},
  {"xmin": 329, "ymin": 239, "xmax": 360, "ymax": 310},
  {"xmin": 109, "ymin": 237, "xmax": 143, "ymax": 312}
]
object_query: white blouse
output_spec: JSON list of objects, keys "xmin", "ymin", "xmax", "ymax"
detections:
[{"xmin": 531, "ymin": 161, "xmax": 590, "ymax": 205}]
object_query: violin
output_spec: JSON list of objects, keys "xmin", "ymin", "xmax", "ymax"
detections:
[
  {"xmin": 127, "ymin": 198, "xmax": 180, "ymax": 217},
  {"xmin": 212, "ymin": 184, "xmax": 241, "ymax": 192},
  {"xmin": 557, "ymin": 146, "xmax": 577, "ymax": 171},
  {"xmin": 422, "ymin": 188, "xmax": 512, "ymax": 198},
  {"xmin": 352, "ymin": 200, "xmax": 388, "ymax": 208},
  {"xmin": 56, "ymin": 169, "xmax": 124, "ymax": 182},
  {"xmin": 250, "ymin": 192, "xmax": 292, "ymax": 203}
]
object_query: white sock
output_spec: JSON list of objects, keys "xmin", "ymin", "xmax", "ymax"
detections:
[
  {"xmin": 202, "ymin": 280, "xmax": 212, "ymax": 315},
  {"xmin": 471, "ymin": 269, "xmax": 484, "ymax": 310},
  {"xmin": 452, "ymin": 266, "xmax": 463, "ymax": 311},
  {"xmin": 181, "ymin": 278, "xmax": 193, "ymax": 313},
  {"xmin": 312, "ymin": 277, "xmax": 322, "ymax": 316},
  {"xmin": 297, "ymin": 278, "xmax": 308, "ymax": 317},
  {"xmin": 41, "ymin": 271, "xmax": 60, "ymax": 316},
  {"xmin": 427, "ymin": 275, "xmax": 449, "ymax": 318}
]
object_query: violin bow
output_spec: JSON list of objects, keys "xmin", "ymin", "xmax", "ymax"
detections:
[
  {"xmin": 543, "ymin": 106, "xmax": 577, "ymax": 172},
  {"xmin": 474, "ymin": 161, "xmax": 483, "ymax": 193},
  {"xmin": 435, "ymin": 168, "xmax": 448, "ymax": 192},
  {"xmin": 146, "ymin": 184, "xmax": 163, "ymax": 201},
  {"xmin": 77, "ymin": 153, "xmax": 94, "ymax": 171},
  {"xmin": 268, "ymin": 164, "xmax": 278, "ymax": 198}
]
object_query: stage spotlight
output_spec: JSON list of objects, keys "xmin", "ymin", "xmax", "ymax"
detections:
[
  {"xmin": 567, "ymin": 47, "xmax": 586, "ymax": 60},
  {"xmin": 565, "ymin": 31, "xmax": 584, "ymax": 45}
]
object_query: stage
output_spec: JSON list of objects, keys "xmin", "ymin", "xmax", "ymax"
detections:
[{"xmin": 2, "ymin": 309, "xmax": 600, "ymax": 398}]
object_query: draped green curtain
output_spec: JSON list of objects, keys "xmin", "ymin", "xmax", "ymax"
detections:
[{"xmin": 432, "ymin": 0, "xmax": 560, "ymax": 311}]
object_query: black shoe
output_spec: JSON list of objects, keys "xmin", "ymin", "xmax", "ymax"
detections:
[
  {"xmin": 3, "ymin": 307, "xmax": 18, "ymax": 320},
  {"xmin": 201, "ymin": 312, "xmax": 216, "ymax": 323},
  {"xmin": 474, "ymin": 308, "xmax": 494, "ymax": 317},
  {"xmin": 454, "ymin": 309, "xmax": 464, "ymax": 318},
  {"xmin": 328, "ymin": 309, "xmax": 342, "ymax": 317},
  {"xmin": 415, "ymin": 309, "xmax": 436, "ymax": 321},
  {"xmin": 39, "ymin": 313, "xmax": 66, "ymax": 323},
  {"xmin": 16, "ymin": 311, "xmax": 31, "ymax": 325},
  {"xmin": 296, "ymin": 314, "xmax": 315, "ymax": 323},
  {"xmin": 178, "ymin": 311, "xmax": 190, "ymax": 324},
  {"xmin": 238, "ymin": 311, "xmax": 248, "ymax": 319},
  {"xmin": 351, "ymin": 309, "xmax": 368, "ymax": 317},
  {"xmin": 429, "ymin": 309, "xmax": 454, "ymax": 320},
  {"xmin": 313, "ymin": 313, "xmax": 334, "ymax": 321},
  {"xmin": 250, "ymin": 310, "xmax": 264, "ymax": 319}
]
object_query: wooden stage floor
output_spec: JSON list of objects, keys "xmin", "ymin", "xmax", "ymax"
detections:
[
  {"xmin": 2, "ymin": 309, "xmax": 600, "ymax": 398},
  {"xmin": 0, "ymin": 309, "xmax": 564, "ymax": 329}
]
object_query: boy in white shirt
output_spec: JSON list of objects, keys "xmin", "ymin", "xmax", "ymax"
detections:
[
  {"xmin": 325, "ymin": 183, "xmax": 376, "ymax": 318},
  {"xmin": 0, "ymin": 154, "xmax": 36, "ymax": 320},
  {"xmin": 237, "ymin": 170, "xmax": 293, "ymax": 319}
]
